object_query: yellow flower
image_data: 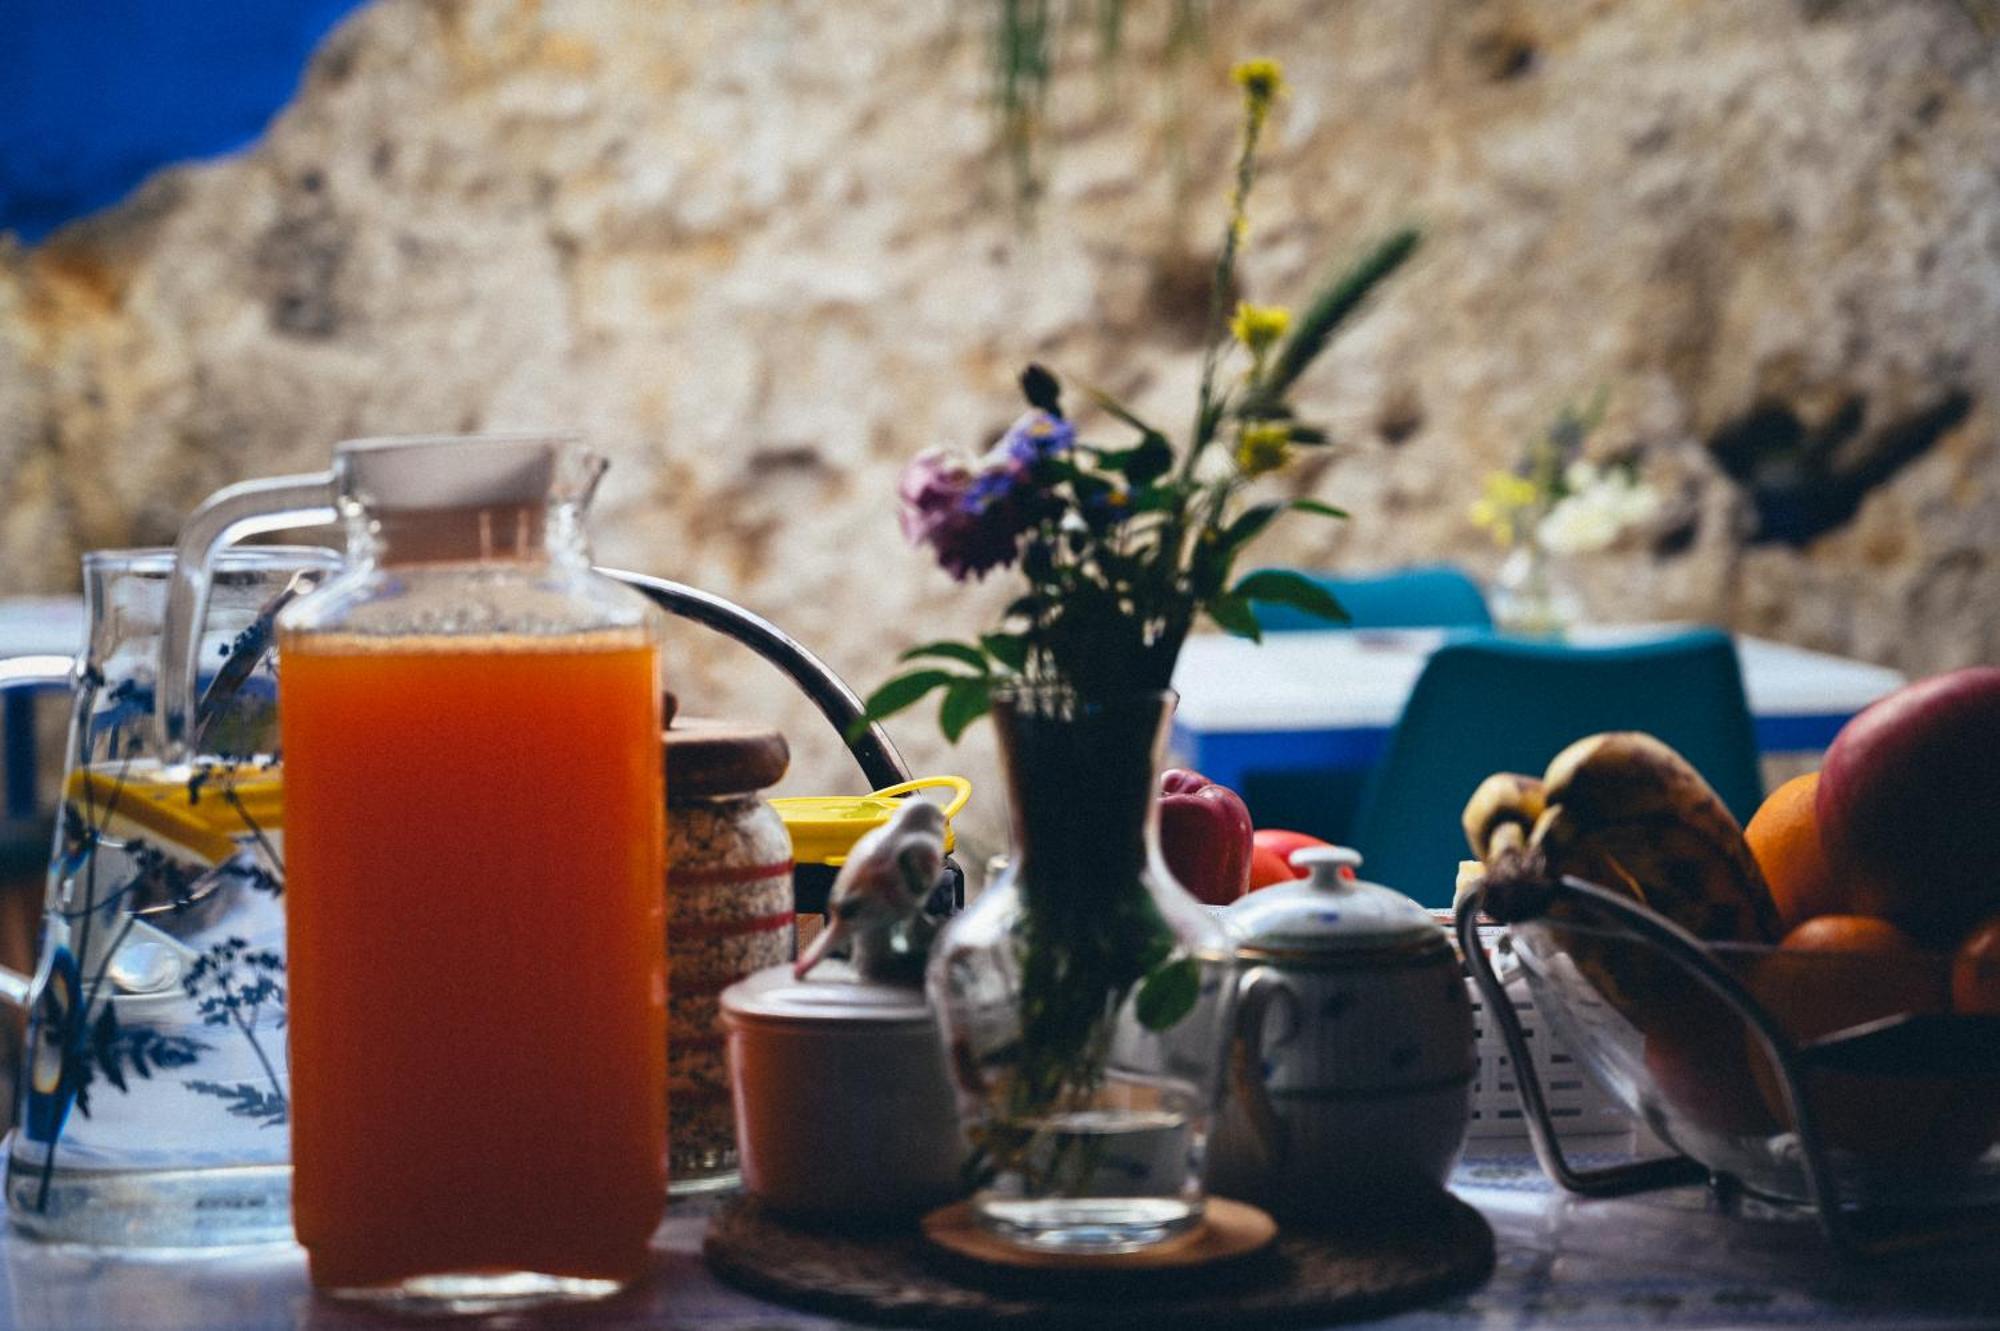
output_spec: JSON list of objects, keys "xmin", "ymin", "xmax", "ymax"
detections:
[
  {"xmin": 1468, "ymin": 470, "xmax": 1540, "ymax": 547},
  {"xmin": 1232, "ymin": 59, "xmax": 1287, "ymax": 111},
  {"xmin": 1229, "ymin": 301, "xmax": 1292, "ymax": 354},
  {"xmin": 1235, "ymin": 423, "xmax": 1294, "ymax": 477}
]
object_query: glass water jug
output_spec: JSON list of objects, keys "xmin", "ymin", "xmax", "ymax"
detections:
[
  {"xmin": 163, "ymin": 433, "xmax": 668, "ymax": 1311},
  {"xmin": 0, "ymin": 545, "xmax": 339, "ymax": 1246}
]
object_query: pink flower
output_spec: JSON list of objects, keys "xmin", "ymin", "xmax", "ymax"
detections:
[{"xmin": 898, "ymin": 449, "xmax": 1021, "ymax": 581}]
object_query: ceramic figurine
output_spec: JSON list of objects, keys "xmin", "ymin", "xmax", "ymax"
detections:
[{"xmin": 793, "ymin": 799, "xmax": 946, "ymax": 986}]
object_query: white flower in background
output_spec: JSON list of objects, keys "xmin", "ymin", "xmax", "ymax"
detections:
[
  {"xmin": 1537, "ymin": 467, "xmax": 1661, "ymax": 555},
  {"xmin": 1563, "ymin": 460, "xmax": 1601, "ymax": 494}
]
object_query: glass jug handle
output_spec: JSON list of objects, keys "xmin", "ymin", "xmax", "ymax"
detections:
[
  {"xmin": 157, "ymin": 471, "xmax": 337, "ymax": 762},
  {"xmin": 0, "ymin": 656, "xmax": 77, "ymax": 1008}
]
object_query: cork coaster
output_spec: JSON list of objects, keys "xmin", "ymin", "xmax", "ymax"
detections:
[
  {"xmin": 703, "ymin": 1190, "xmax": 1494, "ymax": 1329},
  {"xmin": 920, "ymin": 1198, "xmax": 1275, "ymax": 1276}
]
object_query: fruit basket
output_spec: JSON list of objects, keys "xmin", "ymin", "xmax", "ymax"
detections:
[{"xmin": 1456, "ymin": 875, "xmax": 2000, "ymax": 1262}]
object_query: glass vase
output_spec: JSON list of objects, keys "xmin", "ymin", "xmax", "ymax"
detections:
[
  {"xmin": 926, "ymin": 688, "xmax": 1233, "ymax": 1253},
  {"xmin": 1492, "ymin": 537, "xmax": 1582, "ymax": 637}
]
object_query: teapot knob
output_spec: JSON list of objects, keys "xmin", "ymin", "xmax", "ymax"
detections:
[{"xmin": 1290, "ymin": 845, "xmax": 1362, "ymax": 889}]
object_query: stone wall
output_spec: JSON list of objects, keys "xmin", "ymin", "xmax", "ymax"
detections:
[{"xmin": 3, "ymin": 0, "xmax": 1997, "ymax": 852}]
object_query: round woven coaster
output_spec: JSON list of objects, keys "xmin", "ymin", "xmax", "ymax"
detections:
[{"xmin": 703, "ymin": 1191, "xmax": 1494, "ymax": 1329}]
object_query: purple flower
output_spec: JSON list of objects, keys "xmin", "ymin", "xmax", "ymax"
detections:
[
  {"xmin": 898, "ymin": 449, "xmax": 1021, "ymax": 581},
  {"xmin": 1000, "ymin": 410, "xmax": 1075, "ymax": 467}
]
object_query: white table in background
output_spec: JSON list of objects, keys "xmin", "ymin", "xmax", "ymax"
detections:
[{"xmin": 1167, "ymin": 624, "xmax": 1907, "ymax": 802}]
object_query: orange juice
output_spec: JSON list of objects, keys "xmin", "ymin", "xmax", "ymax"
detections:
[{"xmin": 278, "ymin": 629, "xmax": 667, "ymax": 1291}]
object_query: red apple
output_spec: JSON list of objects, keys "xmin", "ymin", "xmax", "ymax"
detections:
[
  {"xmin": 1817, "ymin": 666, "xmax": 2000, "ymax": 947},
  {"xmin": 1158, "ymin": 769, "xmax": 1255, "ymax": 905}
]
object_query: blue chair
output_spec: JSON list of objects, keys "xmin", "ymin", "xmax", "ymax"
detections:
[
  {"xmin": 1247, "ymin": 563, "xmax": 1493, "ymax": 633},
  {"xmin": 1344, "ymin": 630, "xmax": 1763, "ymax": 906}
]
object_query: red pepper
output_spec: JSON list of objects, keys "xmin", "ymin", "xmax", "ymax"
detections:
[{"xmin": 1158, "ymin": 768, "xmax": 1255, "ymax": 906}]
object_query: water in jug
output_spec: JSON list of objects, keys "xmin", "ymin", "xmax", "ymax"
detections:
[{"xmin": 0, "ymin": 545, "xmax": 340, "ymax": 1246}]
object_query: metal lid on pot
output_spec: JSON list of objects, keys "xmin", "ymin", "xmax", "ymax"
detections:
[
  {"xmin": 720, "ymin": 961, "xmax": 935, "ymax": 1030},
  {"xmin": 1223, "ymin": 847, "xmax": 1443, "ymax": 960}
]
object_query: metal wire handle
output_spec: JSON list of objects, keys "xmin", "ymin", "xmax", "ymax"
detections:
[
  {"xmin": 1456, "ymin": 876, "xmax": 2000, "ymax": 1263},
  {"xmin": 604, "ymin": 568, "xmax": 909, "ymax": 791}
]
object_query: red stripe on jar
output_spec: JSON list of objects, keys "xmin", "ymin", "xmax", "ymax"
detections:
[
  {"xmin": 670, "ymin": 909, "xmax": 796, "ymax": 941},
  {"xmin": 667, "ymin": 859, "xmax": 795, "ymax": 887}
]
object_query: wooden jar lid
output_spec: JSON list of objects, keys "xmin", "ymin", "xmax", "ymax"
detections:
[{"xmin": 664, "ymin": 697, "xmax": 790, "ymax": 798}]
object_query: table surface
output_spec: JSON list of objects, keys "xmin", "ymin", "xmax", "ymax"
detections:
[
  {"xmin": 1169, "ymin": 625, "xmax": 1908, "ymax": 734},
  {"xmin": 3, "ymin": 1154, "xmax": 1995, "ymax": 1331}
]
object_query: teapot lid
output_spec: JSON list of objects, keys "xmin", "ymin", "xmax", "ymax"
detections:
[{"xmin": 1223, "ymin": 847, "xmax": 1442, "ymax": 958}]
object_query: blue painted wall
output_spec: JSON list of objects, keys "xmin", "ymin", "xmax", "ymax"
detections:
[{"xmin": 0, "ymin": 0, "xmax": 369, "ymax": 243}]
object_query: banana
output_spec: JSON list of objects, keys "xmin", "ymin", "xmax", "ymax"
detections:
[
  {"xmin": 1461, "ymin": 731, "xmax": 1781, "ymax": 1029},
  {"xmin": 1461, "ymin": 772, "xmax": 1545, "ymax": 862},
  {"xmin": 1533, "ymin": 732, "xmax": 1778, "ymax": 945}
]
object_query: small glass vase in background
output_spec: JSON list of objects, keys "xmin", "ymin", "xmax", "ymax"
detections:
[
  {"xmin": 926, "ymin": 689, "xmax": 1233, "ymax": 1254},
  {"xmin": 1491, "ymin": 536, "xmax": 1583, "ymax": 638}
]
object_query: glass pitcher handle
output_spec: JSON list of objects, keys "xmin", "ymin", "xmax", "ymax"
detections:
[
  {"xmin": 157, "ymin": 471, "xmax": 337, "ymax": 762},
  {"xmin": 0, "ymin": 656, "xmax": 76, "ymax": 1008}
]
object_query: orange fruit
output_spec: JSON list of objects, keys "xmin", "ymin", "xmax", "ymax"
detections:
[
  {"xmin": 1744, "ymin": 773, "xmax": 1846, "ymax": 930},
  {"xmin": 1746, "ymin": 915, "xmax": 1964, "ymax": 1160},
  {"xmin": 1954, "ymin": 915, "xmax": 2000, "ymax": 1015}
]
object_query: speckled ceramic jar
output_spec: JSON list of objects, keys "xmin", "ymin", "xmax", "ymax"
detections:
[{"xmin": 664, "ymin": 713, "xmax": 794, "ymax": 1194}]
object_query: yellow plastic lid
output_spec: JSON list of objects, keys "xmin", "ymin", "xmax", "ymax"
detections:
[
  {"xmin": 65, "ymin": 763, "xmax": 284, "ymax": 866},
  {"xmin": 770, "ymin": 776, "xmax": 971, "ymax": 867}
]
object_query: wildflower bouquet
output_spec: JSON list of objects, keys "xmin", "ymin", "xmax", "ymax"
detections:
[
  {"xmin": 863, "ymin": 59, "xmax": 1419, "ymax": 739},
  {"xmin": 1470, "ymin": 398, "xmax": 1661, "ymax": 635},
  {"xmin": 1469, "ymin": 397, "xmax": 1662, "ymax": 558},
  {"xmin": 866, "ymin": 59, "xmax": 1421, "ymax": 1236}
]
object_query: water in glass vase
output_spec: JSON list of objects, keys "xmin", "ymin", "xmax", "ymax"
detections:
[
  {"xmin": 976, "ymin": 1103, "xmax": 1199, "ymax": 1252},
  {"xmin": 928, "ymin": 689, "xmax": 1234, "ymax": 1255}
]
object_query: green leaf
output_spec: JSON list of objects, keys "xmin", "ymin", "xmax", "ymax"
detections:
[
  {"xmin": 1231, "ymin": 569, "xmax": 1350, "ymax": 625},
  {"xmin": 850, "ymin": 669, "xmax": 960, "ymax": 738},
  {"xmin": 1081, "ymin": 383, "xmax": 1164, "ymax": 437},
  {"xmin": 1253, "ymin": 228, "xmax": 1421, "ymax": 410},
  {"xmin": 980, "ymin": 632, "xmax": 1030, "ymax": 673},
  {"xmin": 899, "ymin": 640, "xmax": 991, "ymax": 672},
  {"xmin": 1126, "ymin": 434, "xmax": 1173, "ymax": 486},
  {"xmin": 1290, "ymin": 498, "xmax": 1349, "ymax": 519},
  {"xmin": 1222, "ymin": 501, "xmax": 1284, "ymax": 551},
  {"xmin": 1134, "ymin": 957, "xmax": 1200, "ymax": 1031},
  {"xmin": 1206, "ymin": 592, "xmax": 1263, "ymax": 641},
  {"xmin": 939, "ymin": 675, "xmax": 995, "ymax": 743},
  {"xmin": 1287, "ymin": 425, "xmax": 1330, "ymax": 445}
]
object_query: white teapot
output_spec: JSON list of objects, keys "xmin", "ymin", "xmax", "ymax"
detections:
[{"xmin": 1209, "ymin": 847, "xmax": 1475, "ymax": 1221}]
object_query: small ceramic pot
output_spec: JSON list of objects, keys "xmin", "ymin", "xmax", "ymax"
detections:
[
  {"xmin": 721, "ymin": 962, "xmax": 965, "ymax": 1220},
  {"xmin": 1209, "ymin": 847, "xmax": 1475, "ymax": 1220}
]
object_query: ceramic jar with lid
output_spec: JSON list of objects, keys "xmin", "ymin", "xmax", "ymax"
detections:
[
  {"xmin": 664, "ymin": 706, "xmax": 794, "ymax": 1193},
  {"xmin": 1209, "ymin": 847, "xmax": 1475, "ymax": 1220},
  {"xmin": 721, "ymin": 962, "xmax": 964, "ymax": 1220}
]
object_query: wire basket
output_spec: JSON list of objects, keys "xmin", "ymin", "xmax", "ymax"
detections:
[
  {"xmin": 1444, "ymin": 916, "xmax": 1633, "ymax": 1142},
  {"xmin": 1456, "ymin": 876, "xmax": 2000, "ymax": 1262}
]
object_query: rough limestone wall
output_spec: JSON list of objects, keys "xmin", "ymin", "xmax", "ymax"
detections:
[{"xmin": 1, "ymin": 0, "xmax": 1997, "ymax": 854}]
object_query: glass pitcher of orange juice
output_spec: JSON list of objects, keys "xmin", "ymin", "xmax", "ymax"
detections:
[{"xmin": 160, "ymin": 434, "xmax": 667, "ymax": 1311}]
